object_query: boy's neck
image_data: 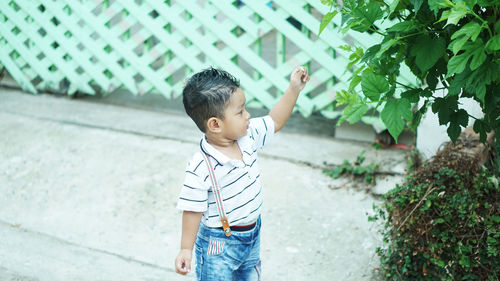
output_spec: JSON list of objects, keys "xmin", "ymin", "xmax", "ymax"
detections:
[{"xmin": 205, "ymin": 133, "xmax": 242, "ymax": 161}]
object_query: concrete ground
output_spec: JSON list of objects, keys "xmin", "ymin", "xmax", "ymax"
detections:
[{"xmin": 0, "ymin": 88, "xmax": 407, "ymax": 281}]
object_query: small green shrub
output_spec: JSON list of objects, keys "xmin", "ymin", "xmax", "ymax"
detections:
[
  {"xmin": 370, "ymin": 143, "xmax": 500, "ymax": 280},
  {"xmin": 323, "ymin": 150, "xmax": 379, "ymax": 184}
]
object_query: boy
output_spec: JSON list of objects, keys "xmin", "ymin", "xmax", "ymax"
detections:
[{"xmin": 175, "ymin": 67, "xmax": 309, "ymax": 280}]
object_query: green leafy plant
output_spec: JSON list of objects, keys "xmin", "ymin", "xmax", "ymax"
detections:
[
  {"xmin": 323, "ymin": 150, "xmax": 379, "ymax": 184},
  {"xmin": 368, "ymin": 139, "xmax": 500, "ymax": 280},
  {"xmin": 319, "ymin": 0, "xmax": 500, "ymax": 147}
]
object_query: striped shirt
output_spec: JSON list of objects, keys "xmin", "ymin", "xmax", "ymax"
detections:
[{"xmin": 177, "ymin": 115, "xmax": 275, "ymax": 227}]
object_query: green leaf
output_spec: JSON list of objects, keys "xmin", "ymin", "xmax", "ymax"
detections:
[
  {"xmin": 436, "ymin": 259, "xmax": 445, "ymax": 267},
  {"xmin": 473, "ymin": 119, "xmax": 489, "ymax": 143},
  {"xmin": 448, "ymin": 71, "xmax": 468, "ymax": 96},
  {"xmin": 428, "ymin": 0, "xmax": 452, "ymax": 15},
  {"xmin": 361, "ymin": 73, "xmax": 389, "ymax": 101},
  {"xmin": 449, "ymin": 22, "xmax": 482, "ymax": 55},
  {"xmin": 449, "ymin": 35, "xmax": 470, "ymax": 55},
  {"xmin": 426, "ymin": 68, "xmax": 439, "ymax": 90},
  {"xmin": 375, "ymin": 39, "xmax": 398, "ymax": 59},
  {"xmin": 438, "ymin": 10, "xmax": 451, "ymax": 23},
  {"xmin": 474, "ymin": 85, "xmax": 486, "ymax": 102},
  {"xmin": 336, "ymin": 90, "xmax": 356, "ymax": 105},
  {"xmin": 340, "ymin": 13, "xmax": 350, "ymax": 28},
  {"xmin": 470, "ymin": 47, "xmax": 486, "ymax": 70},
  {"xmin": 349, "ymin": 74, "xmax": 362, "ymax": 91},
  {"xmin": 363, "ymin": 2, "xmax": 384, "ymax": 23},
  {"xmin": 361, "ymin": 44, "xmax": 381, "ymax": 63},
  {"xmin": 464, "ymin": 60, "xmax": 498, "ymax": 103},
  {"xmin": 341, "ymin": 0, "xmax": 357, "ymax": 10},
  {"xmin": 339, "ymin": 44, "xmax": 352, "ymax": 52},
  {"xmin": 477, "ymin": 0, "xmax": 497, "ymax": 6},
  {"xmin": 447, "ymin": 51, "xmax": 473, "ymax": 77},
  {"xmin": 320, "ymin": 0, "xmax": 335, "ymax": 6},
  {"xmin": 381, "ymin": 99, "xmax": 412, "ymax": 142},
  {"xmin": 459, "ymin": 255, "xmax": 470, "ymax": 268},
  {"xmin": 463, "ymin": 0, "xmax": 477, "ymax": 8},
  {"xmin": 421, "ymin": 89, "xmax": 433, "ymax": 97},
  {"xmin": 339, "ymin": 103, "xmax": 370, "ymax": 125},
  {"xmin": 319, "ymin": 10, "xmax": 338, "ymax": 36},
  {"xmin": 446, "ymin": 113, "xmax": 468, "ymax": 140},
  {"xmin": 451, "ymin": 109, "xmax": 469, "ymax": 127},
  {"xmin": 348, "ymin": 55, "xmax": 361, "ymax": 70},
  {"xmin": 425, "ymin": 199, "xmax": 432, "ymax": 208},
  {"xmin": 451, "ymin": 22, "xmax": 481, "ymax": 41},
  {"xmin": 410, "ymin": 100, "xmax": 428, "ymax": 131},
  {"xmin": 401, "ymin": 89, "xmax": 420, "ymax": 103},
  {"xmin": 387, "ymin": 21, "xmax": 417, "ymax": 33},
  {"xmin": 388, "ymin": 0, "xmax": 400, "ymax": 14},
  {"xmin": 410, "ymin": 0, "xmax": 423, "ymax": 12},
  {"xmin": 410, "ymin": 35, "xmax": 446, "ymax": 72},
  {"xmin": 432, "ymin": 96, "xmax": 458, "ymax": 125},
  {"xmin": 447, "ymin": 122, "xmax": 462, "ymax": 143},
  {"xmin": 350, "ymin": 2, "xmax": 383, "ymax": 32},
  {"xmin": 445, "ymin": 2, "xmax": 468, "ymax": 26},
  {"xmin": 486, "ymin": 34, "xmax": 500, "ymax": 51}
]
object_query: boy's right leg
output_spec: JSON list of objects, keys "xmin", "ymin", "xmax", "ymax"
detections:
[{"xmin": 195, "ymin": 232, "xmax": 235, "ymax": 281}]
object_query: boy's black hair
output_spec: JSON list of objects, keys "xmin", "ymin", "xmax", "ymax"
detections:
[{"xmin": 182, "ymin": 67, "xmax": 240, "ymax": 132}]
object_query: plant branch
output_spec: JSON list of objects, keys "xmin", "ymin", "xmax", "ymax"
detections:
[
  {"xmin": 468, "ymin": 9, "xmax": 493, "ymax": 38},
  {"xmin": 396, "ymin": 30, "xmax": 428, "ymax": 40},
  {"xmin": 397, "ymin": 186, "xmax": 437, "ymax": 232},
  {"xmin": 439, "ymin": 74, "xmax": 449, "ymax": 88},
  {"xmin": 467, "ymin": 113, "xmax": 479, "ymax": 121},
  {"xmin": 395, "ymin": 81, "xmax": 419, "ymax": 90}
]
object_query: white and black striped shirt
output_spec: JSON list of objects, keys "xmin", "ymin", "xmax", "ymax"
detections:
[{"xmin": 177, "ymin": 115, "xmax": 275, "ymax": 227}]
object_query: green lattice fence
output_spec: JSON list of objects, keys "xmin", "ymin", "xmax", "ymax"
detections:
[{"xmin": 0, "ymin": 0, "xmax": 416, "ymax": 121}]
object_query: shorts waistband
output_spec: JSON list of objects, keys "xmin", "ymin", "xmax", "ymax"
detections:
[
  {"xmin": 198, "ymin": 216, "xmax": 261, "ymax": 240},
  {"xmin": 212, "ymin": 222, "xmax": 256, "ymax": 232}
]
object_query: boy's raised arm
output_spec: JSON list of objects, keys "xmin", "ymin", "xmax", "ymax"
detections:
[
  {"xmin": 175, "ymin": 211, "xmax": 202, "ymax": 275},
  {"xmin": 269, "ymin": 66, "xmax": 310, "ymax": 133}
]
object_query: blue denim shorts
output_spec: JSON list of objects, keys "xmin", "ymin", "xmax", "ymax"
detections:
[{"xmin": 195, "ymin": 217, "xmax": 262, "ymax": 281}]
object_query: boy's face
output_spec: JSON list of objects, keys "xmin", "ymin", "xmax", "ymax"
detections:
[{"xmin": 220, "ymin": 88, "xmax": 250, "ymax": 140}]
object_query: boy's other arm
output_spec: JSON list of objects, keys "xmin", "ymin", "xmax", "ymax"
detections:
[
  {"xmin": 175, "ymin": 211, "xmax": 202, "ymax": 275},
  {"xmin": 269, "ymin": 66, "xmax": 310, "ymax": 133}
]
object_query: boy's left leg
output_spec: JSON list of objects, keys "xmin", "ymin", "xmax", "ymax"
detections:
[
  {"xmin": 232, "ymin": 260, "xmax": 261, "ymax": 281},
  {"xmin": 232, "ymin": 228, "xmax": 261, "ymax": 281}
]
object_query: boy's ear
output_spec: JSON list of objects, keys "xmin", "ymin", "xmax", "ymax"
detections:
[{"xmin": 206, "ymin": 117, "xmax": 222, "ymax": 133}]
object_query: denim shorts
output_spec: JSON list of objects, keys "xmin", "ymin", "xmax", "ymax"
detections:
[{"xmin": 194, "ymin": 217, "xmax": 262, "ymax": 281}]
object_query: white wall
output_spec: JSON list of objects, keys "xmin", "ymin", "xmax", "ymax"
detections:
[{"xmin": 417, "ymin": 96, "xmax": 483, "ymax": 159}]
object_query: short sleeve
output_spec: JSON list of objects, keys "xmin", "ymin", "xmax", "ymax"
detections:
[
  {"xmin": 176, "ymin": 157, "xmax": 209, "ymax": 212},
  {"xmin": 248, "ymin": 115, "xmax": 275, "ymax": 151}
]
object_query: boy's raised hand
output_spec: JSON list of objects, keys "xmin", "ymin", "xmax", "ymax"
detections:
[
  {"xmin": 289, "ymin": 66, "xmax": 310, "ymax": 93},
  {"xmin": 270, "ymin": 66, "xmax": 311, "ymax": 132}
]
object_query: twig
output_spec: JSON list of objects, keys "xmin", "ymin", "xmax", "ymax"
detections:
[{"xmin": 397, "ymin": 186, "xmax": 437, "ymax": 231}]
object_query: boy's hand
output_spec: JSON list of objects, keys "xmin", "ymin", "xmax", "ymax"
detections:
[
  {"xmin": 289, "ymin": 66, "xmax": 310, "ymax": 93},
  {"xmin": 175, "ymin": 249, "xmax": 193, "ymax": 275}
]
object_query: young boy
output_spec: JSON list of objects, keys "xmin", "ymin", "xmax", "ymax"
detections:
[{"xmin": 175, "ymin": 67, "xmax": 309, "ymax": 280}]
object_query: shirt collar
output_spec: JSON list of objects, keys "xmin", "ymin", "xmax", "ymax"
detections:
[
  {"xmin": 200, "ymin": 136, "xmax": 231, "ymax": 165},
  {"xmin": 200, "ymin": 134, "xmax": 252, "ymax": 167}
]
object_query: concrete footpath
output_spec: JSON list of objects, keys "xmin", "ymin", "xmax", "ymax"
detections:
[{"xmin": 0, "ymin": 89, "xmax": 407, "ymax": 281}]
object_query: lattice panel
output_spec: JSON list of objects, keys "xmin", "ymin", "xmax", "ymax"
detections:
[{"xmin": 0, "ymin": 0, "xmax": 414, "ymax": 119}]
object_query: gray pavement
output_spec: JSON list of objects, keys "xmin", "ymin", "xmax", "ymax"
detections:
[{"xmin": 0, "ymin": 89, "xmax": 407, "ymax": 281}]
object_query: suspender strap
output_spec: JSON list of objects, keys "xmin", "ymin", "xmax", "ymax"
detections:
[{"xmin": 202, "ymin": 152, "xmax": 231, "ymax": 237}]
